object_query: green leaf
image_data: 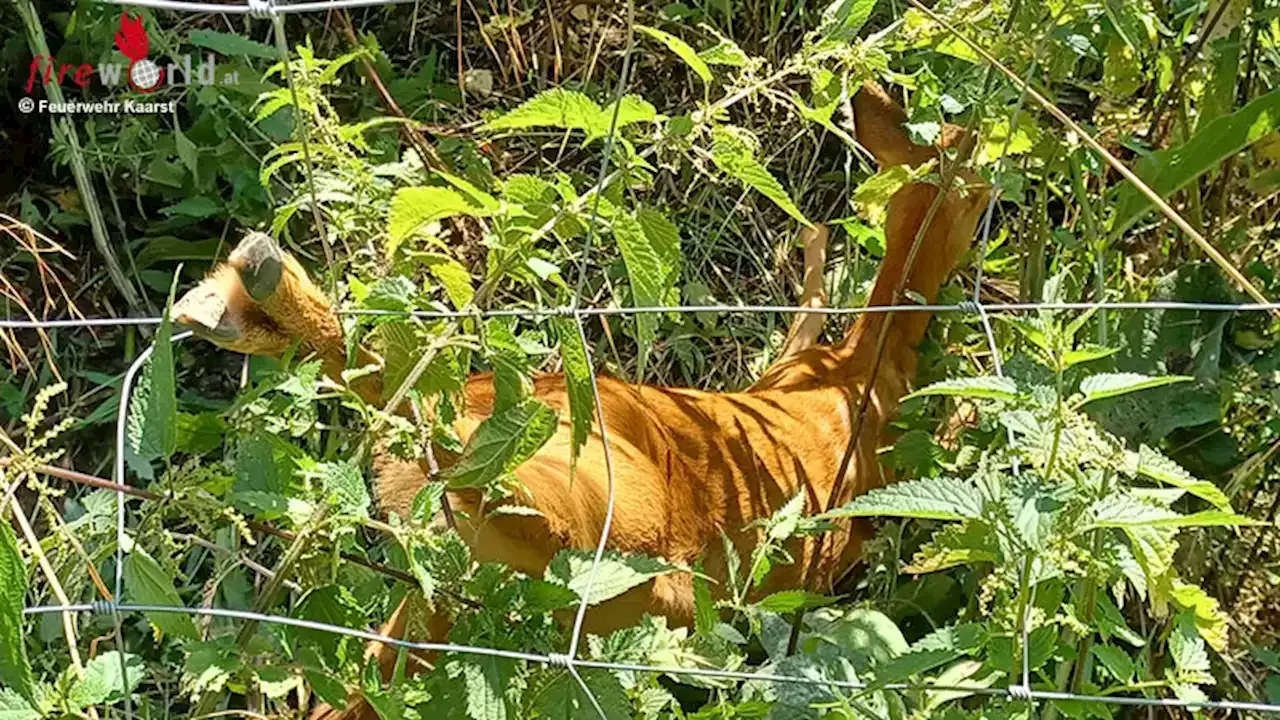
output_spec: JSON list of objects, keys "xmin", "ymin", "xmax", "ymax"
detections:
[
  {"xmin": 1062, "ymin": 344, "xmax": 1121, "ymax": 368},
  {"xmin": 387, "ymin": 186, "xmax": 491, "ymax": 257},
  {"xmin": 698, "ymin": 37, "xmax": 749, "ymax": 67},
  {"xmin": 1131, "ymin": 445, "xmax": 1231, "ymax": 510},
  {"xmin": 0, "ymin": 688, "xmax": 39, "ymax": 720},
  {"xmin": 0, "ymin": 521, "xmax": 35, "ymax": 705},
  {"xmin": 1092, "ymin": 644, "xmax": 1135, "ymax": 683},
  {"xmin": 443, "ymin": 398, "xmax": 558, "ymax": 489},
  {"xmin": 126, "ymin": 295, "xmax": 178, "ymax": 476},
  {"xmin": 868, "ymin": 623, "xmax": 984, "ymax": 687},
  {"xmin": 546, "ymin": 550, "xmax": 682, "ymax": 606},
  {"xmin": 481, "ymin": 89, "xmax": 602, "ymax": 133},
  {"xmin": 422, "ymin": 253, "xmax": 475, "ymax": 310},
  {"xmin": 853, "ymin": 165, "xmax": 923, "ymax": 225},
  {"xmin": 1170, "ymin": 580, "xmax": 1229, "ymax": 652},
  {"xmin": 1086, "ymin": 493, "xmax": 1257, "ymax": 529},
  {"xmin": 636, "ymin": 208, "xmax": 683, "ymax": 300},
  {"xmin": 753, "ymin": 590, "xmax": 838, "ymax": 614},
  {"xmin": 124, "ymin": 548, "xmax": 199, "ymax": 641},
  {"xmin": 611, "ymin": 210, "xmax": 666, "ymax": 375},
  {"xmin": 479, "ymin": 88, "xmax": 655, "ymax": 140},
  {"xmin": 903, "ymin": 376, "xmax": 1020, "ymax": 402},
  {"xmin": 309, "ymin": 459, "xmax": 370, "ymax": 518},
  {"xmin": 710, "ymin": 127, "xmax": 812, "ymax": 226},
  {"xmin": 160, "ymin": 196, "xmax": 220, "ymax": 218},
  {"xmin": 636, "ymin": 25, "xmax": 712, "ymax": 83},
  {"xmin": 67, "ymin": 652, "xmax": 144, "ymax": 708},
  {"xmin": 1168, "ymin": 613, "xmax": 1214, "ymax": 684},
  {"xmin": 1112, "ymin": 88, "xmax": 1280, "ymax": 233},
  {"xmin": 820, "ymin": 0, "xmax": 878, "ymax": 39},
  {"xmin": 824, "ymin": 477, "xmax": 983, "ymax": 521},
  {"xmin": 534, "ymin": 669, "xmax": 629, "ymax": 720},
  {"xmin": 552, "ymin": 317, "xmax": 594, "ymax": 464},
  {"xmin": 1077, "ymin": 373, "xmax": 1192, "ymax": 405},
  {"xmin": 462, "ymin": 657, "xmax": 513, "ymax": 720},
  {"xmin": 188, "ymin": 29, "xmax": 276, "ymax": 59}
]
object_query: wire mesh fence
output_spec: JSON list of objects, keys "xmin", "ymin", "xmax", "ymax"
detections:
[{"xmin": 7, "ymin": 0, "xmax": 1280, "ymax": 716}]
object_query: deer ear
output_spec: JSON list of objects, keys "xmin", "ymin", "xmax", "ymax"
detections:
[{"xmin": 229, "ymin": 231, "xmax": 285, "ymax": 301}]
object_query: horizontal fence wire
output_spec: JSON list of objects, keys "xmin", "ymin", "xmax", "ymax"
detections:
[
  {"xmin": 10, "ymin": 0, "xmax": 1279, "ymax": 715},
  {"xmin": 20, "ymin": 603, "xmax": 1280, "ymax": 714},
  {"xmin": 98, "ymin": 0, "xmax": 418, "ymax": 15},
  {"xmin": 5, "ymin": 299, "xmax": 1280, "ymax": 330}
]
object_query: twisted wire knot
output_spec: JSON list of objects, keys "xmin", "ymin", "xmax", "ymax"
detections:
[
  {"xmin": 1007, "ymin": 684, "xmax": 1032, "ymax": 701},
  {"xmin": 957, "ymin": 300, "xmax": 982, "ymax": 314},
  {"xmin": 247, "ymin": 0, "xmax": 275, "ymax": 18},
  {"xmin": 90, "ymin": 600, "xmax": 118, "ymax": 615},
  {"xmin": 550, "ymin": 306, "xmax": 576, "ymax": 318},
  {"xmin": 546, "ymin": 653, "xmax": 574, "ymax": 668}
]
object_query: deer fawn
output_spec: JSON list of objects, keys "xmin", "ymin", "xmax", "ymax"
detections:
[{"xmin": 173, "ymin": 81, "xmax": 989, "ymax": 719}]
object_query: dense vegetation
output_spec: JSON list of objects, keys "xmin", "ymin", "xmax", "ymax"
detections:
[{"xmin": 4, "ymin": 0, "xmax": 1280, "ymax": 717}]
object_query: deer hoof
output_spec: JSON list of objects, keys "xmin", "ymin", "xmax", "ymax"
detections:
[
  {"xmin": 173, "ymin": 282, "xmax": 241, "ymax": 344},
  {"xmin": 230, "ymin": 231, "xmax": 284, "ymax": 302}
]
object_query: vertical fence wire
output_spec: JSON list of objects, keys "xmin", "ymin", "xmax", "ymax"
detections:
[{"xmin": 9, "ymin": 0, "xmax": 1280, "ymax": 715}]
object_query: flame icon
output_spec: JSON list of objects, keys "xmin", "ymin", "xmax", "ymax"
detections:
[
  {"xmin": 114, "ymin": 14, "xmax": 149, "ymax": 61},
  {"xmin": 114, "ymin": 13, "xmax": 164, "ymax": 93}
]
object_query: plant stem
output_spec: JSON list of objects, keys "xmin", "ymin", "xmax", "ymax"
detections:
[{"xmin": 15, "ymin": 0, "xmax": 143, "ymax": 312}]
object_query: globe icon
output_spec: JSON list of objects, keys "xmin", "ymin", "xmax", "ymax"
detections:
[{"xmin": 129, "ymin": 59, "xmax": 163, "ymax": 92}]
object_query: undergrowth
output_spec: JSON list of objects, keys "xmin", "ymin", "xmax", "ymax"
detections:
[{"xmin": 4, "ymin": 0, "xmax": 1280, "ymax": 717}]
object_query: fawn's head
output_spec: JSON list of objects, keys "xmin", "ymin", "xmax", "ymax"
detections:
[{"xmin": 849, "ymin": 81, "xmax": 990, "ymax": 308}]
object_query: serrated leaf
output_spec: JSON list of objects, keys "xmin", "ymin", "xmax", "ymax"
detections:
[
  {"xmin": 189, "ymin": 29, "xmax": 276, "ymax": 58},
  {"xmin": 1086, "ymin": 494, "xmax": 1256, "ymax": 529},
  {"xmin": 853, "ymin": 165, "xmax": 921, "ymax": 226},
  {"xmin": 1132, "ymin": 445, "xmax": 1231, "ymax": 510},
  {"xmin": 637, "ymin": 25, "xmax": 712, "ymax": 83},
  {"xmin": 480, "ymin": 88, "xmax": 654, "ymax": 141},
  {"xmin": 1092, "ymin": 644, "xmax": 1135, "ymax": 683},
  {"xmin": 753, "ymin": 590, "xmax": 838, "ymax": 614},
  {"xmin": 124, "ymin": 548, "xmax": 199, "ymax": 641},
  {"xmin": 0, "ymin": 521, "xmax": 35, "ymax": 705},
  {"xmin": 612, "ymin": 211, "xmax": 665, "ymax": 375},
  {"xmin": 126, "ymin": 297, "xmax": 178, "ymax": 476},
  {"xmin": 636, "ymin": 207, "xmax": 683, "ymax": 298},
  {"xmin": 820, "ymin": 0, "xmax": 878, "ymax": 39},
  {"xmin": 825, "ymin": 477, "xmax": 983, "ymax": 521},
  {"xmin": 67, "ymin": 652, "xmax": 144, "ymax": 708},
  {"xmin": 546, "ymin": 550, "xmax": 682, "ymax": 606},
  {"xmin": 868, "ymin": 623, "xmax": 984, "ymax": 687},
  {"xmin": 443, "ymin": 398, "xmax": 558, "ymax": 489},
  {"xmin": 388, "ymin": 187, "xmax": 491, "ymax": 256},
  {"xmin": 1170, "ymin": 579, "xmax": 1229, "ymax": 652},
  {"xmin": 552, "ymin": 317, "xmax": 594, "ymax": 463},
  {"xmin": 698, "ymin": 37, "xmax": 749, "ymax": 66},
  {"xmin": 534, "ymin": 669, "xmax": 629, "ymax": 720},
  {"xmin": 1077, "ymin": 373, "xmax": 1192, "ymax": 405},
  {"xmin": 309, "ymin": 460, "xmax": 370, "ymax": 518},
  {"xmin": 0, "ymin": 688, "xmax": 39, "ymax": 720},
  {"xmin": 1169, "ymin": 613, "xmax": 1214, "ymax": 684},
  {"xmin": 903, "ymin": 376, "xmax": 1020, "ymax": 402},
  {"xmin": 710, "ymin": 127, "xmax": 811, "ymax": 226},
  {"xmin": 462, "ymin": 657, "xmax": 512, "ymax": 720},
  {"xmin": 1062, "ymin": 344, "xmax": 1121, "ymax": 368},
  {"xmin": 423, "ymin": 253, "xmax": 475, "ymax": 310}
]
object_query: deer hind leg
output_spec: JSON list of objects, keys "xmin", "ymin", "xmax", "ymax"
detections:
[
  {"xmin": 775, "ymin": 223, "xmax": 830, "ymax": 362},
  {"xmin": 309, "ymin": 593, "xmax": 453, "ymax": 720}
]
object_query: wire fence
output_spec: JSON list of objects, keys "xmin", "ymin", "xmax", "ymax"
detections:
[{"xmin": 8, "ymin": 0, "xmax": 1280, "ymax": 716}]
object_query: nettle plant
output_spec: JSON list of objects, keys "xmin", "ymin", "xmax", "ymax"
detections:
[{"xmin": 821, "ymin": 299, "xmax": 1257, "ymax": 717}]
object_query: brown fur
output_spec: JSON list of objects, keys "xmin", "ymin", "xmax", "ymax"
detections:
[{"xmin": 174, "ymin": 81, "xmax": 989, "ymax": 719}]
